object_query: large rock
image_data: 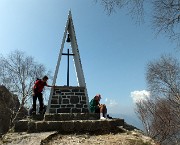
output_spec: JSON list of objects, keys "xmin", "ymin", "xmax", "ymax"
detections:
[{"xmin": 0, "ymin": 85, "xmax": 27, "ymax": 135}]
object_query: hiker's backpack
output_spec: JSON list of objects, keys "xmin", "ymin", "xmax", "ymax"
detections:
[{"xmin": 33, "ymin": 78, "xmax": 46, "ymax": 93}]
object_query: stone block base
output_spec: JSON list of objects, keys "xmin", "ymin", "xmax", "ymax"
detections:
[{"xmin": 48, "ymin": 86, "xmax": 89, "ymax": 113}]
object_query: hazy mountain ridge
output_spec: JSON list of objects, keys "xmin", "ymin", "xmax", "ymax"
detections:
[{"xmin": 110, "ymin": 113, "xmax": 144, "ymax": 130}]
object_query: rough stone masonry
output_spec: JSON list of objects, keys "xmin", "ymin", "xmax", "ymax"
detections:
[{"xmin": 49, "ymin": 86, "xmax": 89, "ymax": 114}]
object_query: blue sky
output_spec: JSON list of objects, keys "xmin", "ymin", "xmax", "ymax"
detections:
[{"xmin": 0, "ymin": 0, "xmax": 179, "ymax": 128}]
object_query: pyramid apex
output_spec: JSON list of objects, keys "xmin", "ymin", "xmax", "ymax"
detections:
[{"xmin": 68, "ymin": 9, "xmax": 72, "ymax": 17}]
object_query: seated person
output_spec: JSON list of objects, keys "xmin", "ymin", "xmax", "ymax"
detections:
[{"xmin": 89, "ymin": 94, "xmax": 107, "ymax": 119}]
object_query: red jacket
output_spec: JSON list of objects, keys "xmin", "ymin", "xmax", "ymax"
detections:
[{"xmin": 33, "ymin": 80, "xmax": 47, "ymax": 94}]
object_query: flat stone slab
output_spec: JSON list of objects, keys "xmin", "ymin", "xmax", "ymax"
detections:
[
  {"xmin": 44, "ymin": 113, "xmax": 100, "ymax": 121},
  {"xmin": 28, "ymin": 113, "xmax": 100, "ymax": 121},
  {"xmin": 14, "ymin": 119, "xmax": 124, "ymax": 133}
]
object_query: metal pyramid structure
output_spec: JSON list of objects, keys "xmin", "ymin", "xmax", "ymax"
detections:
[{"xmin": 46, "ymin": 10, "xmax": 89, "ymax": 113}]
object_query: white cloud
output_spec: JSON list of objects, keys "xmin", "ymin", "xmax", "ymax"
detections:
[
  {"xmin": 105, "ymin": 98, "xmax": 118, "ymax": 106},
  {"xmin": 104, "ymin": 98, "xmax": 119, "ymax": 114},
  {"xmin": 131, "ymin": 90, "xmax": 150, "ymax": 103}
]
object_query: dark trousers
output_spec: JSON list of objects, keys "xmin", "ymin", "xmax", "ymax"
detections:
[
  {"xmin": 32, "ymin": 93, "xmax": 43, "ymax": 112},
  {"xmin": 95, "ymin": 107, "xmax": 100, "ymax": 113}
]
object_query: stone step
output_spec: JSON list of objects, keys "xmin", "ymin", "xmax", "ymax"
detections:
[
  {"xmin": 14, "ymin": 119, "xmax": 124, "ymax": 133},
  {"xmin": 28, "ymin": 113, "xmax": 100, "ymax": 121},
  {"xmin": 44, "ymin": 113, "xmax": 100, "ymax": 121}
]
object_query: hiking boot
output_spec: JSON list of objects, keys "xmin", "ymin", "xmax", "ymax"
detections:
[
  {"xmin": 39, "ymin": 110, "xmax": 44, "ymax": 114},
  {"xmin": 107, "ymin": 114, "xmax": 113, "ymax": 119},
  {"xmin": 31, "ymin": 111, "xmax": 36, "ymax": 115}
]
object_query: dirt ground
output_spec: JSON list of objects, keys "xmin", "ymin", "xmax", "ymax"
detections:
[{"xmin": 0, "ymin": 131, "xmax": 157, "ymax": 145}]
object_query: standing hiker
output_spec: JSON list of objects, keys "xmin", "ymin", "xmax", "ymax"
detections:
[
  {"xmin": 32, "ymin": 75, "xmax": 54, "ymax": 114},
  {"xmin": 89, "ymin": 94, "xmax": 107, "ymax": 119}
]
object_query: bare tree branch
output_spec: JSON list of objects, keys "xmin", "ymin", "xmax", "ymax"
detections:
[
  {"xmin": 0, "ymin": 50, "xmax": 51, "ymax": 106},
  {"xmin": 97, "ymin": 0, "xmax": 180, "ymax": 47}
]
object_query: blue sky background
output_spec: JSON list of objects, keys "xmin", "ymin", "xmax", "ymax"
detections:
[{"xmin": 0, "ymin": 0, "xmax": 179, "ymax": 129}]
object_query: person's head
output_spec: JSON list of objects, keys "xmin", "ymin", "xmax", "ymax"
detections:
[
  {"xmin": 42, "ymin": 75, "xmax": 48, "ymax": 82},
  {"xmin": 94, "ymin": 94, "xmax": 101, "ymax": 101}
]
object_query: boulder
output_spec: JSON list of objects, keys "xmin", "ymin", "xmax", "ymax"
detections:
[{"xmin": 0, "ymin": 85, "xmax": 27, "ymax": 135}]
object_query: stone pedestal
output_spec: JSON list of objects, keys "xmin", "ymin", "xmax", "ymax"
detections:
[{"xmin": 48, "ymin": 86, "xmax": 89, "ymax": 114}]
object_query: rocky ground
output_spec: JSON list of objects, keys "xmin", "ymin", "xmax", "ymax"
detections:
[{"xmin": 0, "ymin": 130, "xmax": 157, "ymax": 145}]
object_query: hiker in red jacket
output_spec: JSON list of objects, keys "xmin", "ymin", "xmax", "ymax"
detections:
[{"xmin": 32, "ymin": 75, "xmax": 54, "ymax": 114}]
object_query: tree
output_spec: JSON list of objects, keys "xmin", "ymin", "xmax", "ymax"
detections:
[
  {"xmin": 0, "ymin": 50, "xmax": 51, "ymax": 120},
  {"xmin": 96, "ymin": 0, "xmax": 180, "ymax": 47},
  {"xmin": 136, "ymin": 55, "xmax": 180, "ymax": 144},
  {"xmin": 147, "ymin": 55, "xmax": 180, "ymax": 103},
  {"xmin": 96, "ymin": 0, "xmax": 145, "ymax": 19}
]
